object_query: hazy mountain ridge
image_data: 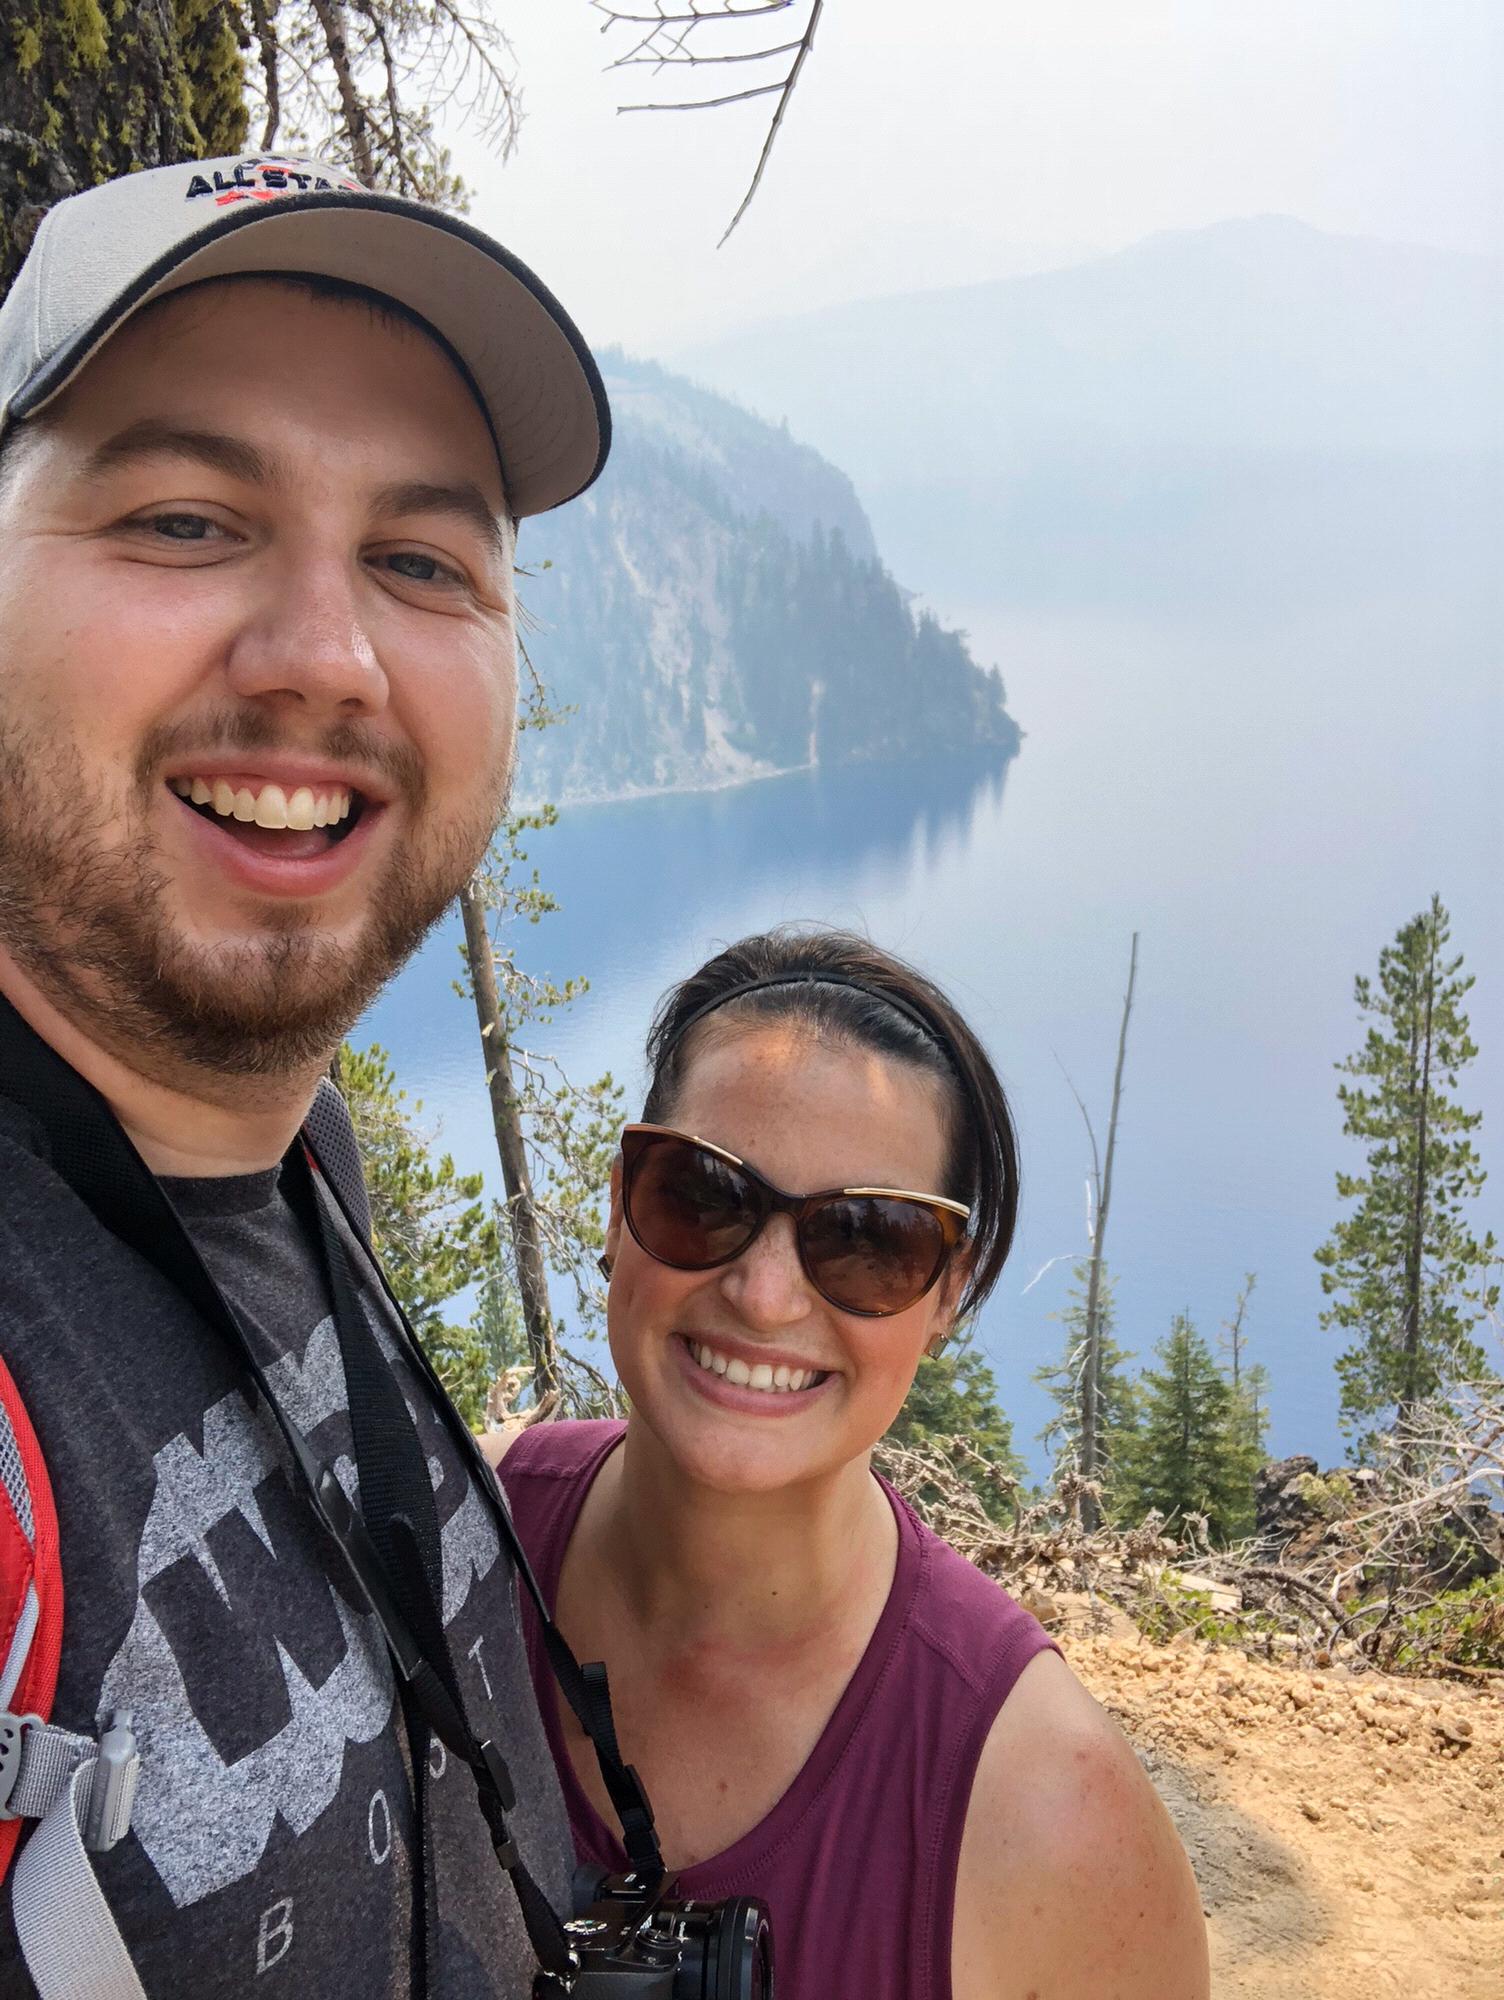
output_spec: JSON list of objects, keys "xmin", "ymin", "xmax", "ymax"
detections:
[
  {"xmin": 515, "ymin": 353, "xmax": 1019, "ymax": 805},
  {"xmin": 675, "ymin": 217, "xmax": 1504, "ymax": 608},
  {"xmin": 597, "ymin": 351, "xmax": 878, "ymax": 559}
]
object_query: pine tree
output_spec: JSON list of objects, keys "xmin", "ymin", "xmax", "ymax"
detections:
[
  {"xmin": 887, "ymin": 1332, "xmax": 1023, "ymax": 1520},
  {"xmin": 336, "ymin": 1041, "xmax": 500, "ymax": 1423},
  {"xmin": 1117, "ymin": 1312, "xmax": 1254, "ymax": 1544},
  {"xmin": 1218, "ymin": 1271, "xmax": 1270, "ymax": 1507},
  {"xmin": 454, "ymin": 701, "xmax": 626, "ymax": 1408},
  {"xmin": 1034, "ymin": 1260, "xmax": 1141, "ymax": 1518},
  {"xmin": 1316, "ymin": 896, "xmax": 1498, "ymax": 1459}
]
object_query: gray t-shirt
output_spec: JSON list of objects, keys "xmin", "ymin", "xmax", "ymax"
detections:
[{"xmin": 0, "ymin": 1121, "xmax": 572, "ymax": 1998}]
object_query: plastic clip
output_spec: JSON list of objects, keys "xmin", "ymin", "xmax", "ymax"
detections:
[{"xmin": 84, "ymin": 1711, "xmax": 140, "ymax": 1853}]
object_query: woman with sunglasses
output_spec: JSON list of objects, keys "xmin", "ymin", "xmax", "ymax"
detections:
[{"xmin": 487, "ymin": 929, "xmax": 1208, "ymax": 2000}]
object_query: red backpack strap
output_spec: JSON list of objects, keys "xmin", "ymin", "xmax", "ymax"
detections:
[
  {"xmin": 0, "ymin": 1351, "xmax": 65, "ymax": 1884},
  {"xmin": 0, "ymin": 1357, "xmax": 145, "ymax": 1999}
]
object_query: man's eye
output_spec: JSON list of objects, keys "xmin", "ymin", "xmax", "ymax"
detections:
[
  {"xmin": 140, "ymin": 512, "xmax": 220, "ymax": 541},
  {"xmin": 380, "ymin": 550, "xmax": 464, "ymax": 586}
]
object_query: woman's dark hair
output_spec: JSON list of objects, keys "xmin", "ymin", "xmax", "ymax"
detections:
[{"xmin": 641, "ymin": 927, "xmax": 1020, "ymax": 1320}]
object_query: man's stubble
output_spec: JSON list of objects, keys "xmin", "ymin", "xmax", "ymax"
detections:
[{"xmin": 0, "ymin": 692, "xmax": 510, "ymax": 1084}]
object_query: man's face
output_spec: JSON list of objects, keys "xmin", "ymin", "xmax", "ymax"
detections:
[{"xmin": 0, "ymin": 278, "xmax": 516, "ymax": 1083}]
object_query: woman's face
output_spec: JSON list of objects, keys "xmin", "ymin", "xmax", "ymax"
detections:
[{"xmin": 604, "ymin": 1022, "xmax": 966, "ymax": 1494}]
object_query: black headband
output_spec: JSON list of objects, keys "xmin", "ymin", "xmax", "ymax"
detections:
[{"xmin": 666, "ymin": 971, "xmax": 954, "ymax": 1066}]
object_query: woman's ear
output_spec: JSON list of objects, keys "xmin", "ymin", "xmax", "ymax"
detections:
[
  {"xmin": 602, "ymin": 1153, "xmax": 624, "ymax": 1273},
  {"xmin": 926, "ymin": 1243, "xmax": 974, "ymax": 1355}
]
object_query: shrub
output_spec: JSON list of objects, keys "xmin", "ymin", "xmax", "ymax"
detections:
[
  {"xmin": 1130, "ymin": 1572, "xmax": 1278, "ymax": 1649},
  {"xmin": 1394, "ymin": 1575, "xmax": 1504, "ymax": 1672},
  {"xmin": 1292, "ymin": 1470, "xmax": 1357, "ymax": 1521}
]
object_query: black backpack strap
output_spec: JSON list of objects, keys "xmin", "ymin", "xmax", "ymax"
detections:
[{"xmin": 303, "ymin": 1076, "xmax": 374, "ymax": 1246}]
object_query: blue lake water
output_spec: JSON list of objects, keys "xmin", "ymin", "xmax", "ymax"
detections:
[{"xmin": 362, "ymin": 577, "xmax": 1502, "ymax": 1480}]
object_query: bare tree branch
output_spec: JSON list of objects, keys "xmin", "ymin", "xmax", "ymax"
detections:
[
  {"xmin": 240, "ymin": 1, "xmax": 522, "ymax": 208},
  {"xmin": 596, "ymin": 2, "xmax": 794, "ymax": 23},
  {"xmin": 619, "ymin": 80, "xmax": 785, "ymax": 113},
  {"xmin": 612, "ymin": 40, "xmax": 804, "ymax": 67},
  {"xmin": 593, "ymin": 0, "xmax": 824, "ymax": 244},
  {"xmin": 247, "ymin": 0, "xmax": 284, "ymax": 150},
  {"xmin": 308, "ymin": 0, "xmax": 378, "ymax": 184}
]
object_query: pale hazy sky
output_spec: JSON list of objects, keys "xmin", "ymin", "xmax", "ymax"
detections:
[{"xmin": 445, "ymin": 1, "xmax": 1503, "ymax": 354}]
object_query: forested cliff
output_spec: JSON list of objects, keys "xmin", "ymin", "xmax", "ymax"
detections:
[{"xmin": 515, "ymin": 354, "xmax": 1020, "ymax": 804}]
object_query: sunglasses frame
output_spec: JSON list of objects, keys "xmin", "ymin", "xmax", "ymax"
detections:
[{"xmin": 618, "ymin": 1122, "xmax": 971, "ymax": 1319}]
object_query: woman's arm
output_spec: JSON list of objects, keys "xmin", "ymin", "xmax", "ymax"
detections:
[{"xmin": 952, "ymin": 1650, "xmax": 1209, "ymax": 2000}]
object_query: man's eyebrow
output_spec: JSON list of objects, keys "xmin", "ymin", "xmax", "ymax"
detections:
[
  {"xmin": 373, "ymin": 479, "xmax": 509, "ymax": 557},
  {"xmin": 82, "ymin": 419, "xmax": 275, "ymax": 485},
  {"xmin": 79, "ymin": 428, "xmax": 508, "ymax": 552}
]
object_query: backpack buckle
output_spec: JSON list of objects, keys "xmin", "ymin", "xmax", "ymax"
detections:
[
  {"xmin": 83, "ymin": 1713, "xmax": 140, "ymax": 1853},
  {"xmin": 0, "ymin": 1710, "xmax": 43, "ymax": 1819},
  {"xmin": 0, "ymin": 1708, "xmax": 138, "ymax": 1851}
]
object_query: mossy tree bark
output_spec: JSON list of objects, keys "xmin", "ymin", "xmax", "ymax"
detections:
[{"xmin": 0, "ymin": 0, "xmax": 246, "ymax": 292}]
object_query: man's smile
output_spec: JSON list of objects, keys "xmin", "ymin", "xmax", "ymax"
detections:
[
  {"xmin": 169, "ymin": 775, "xmax": 358, "ymax": 833},
  {"xmin": 163, "ymin": 766, "xmax": 391, "ymax": 892}
]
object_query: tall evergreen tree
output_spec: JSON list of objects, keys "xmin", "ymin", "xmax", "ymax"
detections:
[
  {"xmin": 1117, "ymin": 1312, "xmax": 1255, "ymax": 1543},
  {"xmin": 1315, "ymin": 896, "xmax": 1498, "ymax": 1458},
  {"xmin": 1034, "ymin": 1260, "xmax": 1140, "ymax": 1517}
]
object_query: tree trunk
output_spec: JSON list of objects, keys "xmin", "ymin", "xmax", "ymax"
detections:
[
  {"xmin": 307, "ymin": 0, "xmax": 378, "ymax": 185},
  {"xmin": 1399, "ymin": 912, "xmax": 1437, "ymax": 1463},
  {"xmin": 458, "ymin": 879, "xmax": 560, "ymax": 1401},
  {"xmin": 1081, "ymin": 930, "xmax": 1139, "ymax": 1530},
  {"xmin": 0, "ymin": 1, "xmax": 245, "ymax": 292}
]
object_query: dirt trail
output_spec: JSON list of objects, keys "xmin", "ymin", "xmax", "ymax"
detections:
[{"xmin": 1069, "ymin": 1634, "xmax": 1504, "ymax": 1999}]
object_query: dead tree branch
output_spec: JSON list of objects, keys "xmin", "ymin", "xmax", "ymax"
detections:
[
  {"xmin": 593, "ymin": 0, "xmax": 824, "ymax": 243},
  {"xmin": 242, "ymin": 1, "xmax": 522, "ymax": 206}
]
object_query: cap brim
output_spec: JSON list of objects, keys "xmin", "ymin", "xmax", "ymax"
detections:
[{"xmin": 12, "ymin": 191, "xmax": 610, "ymax": 518}]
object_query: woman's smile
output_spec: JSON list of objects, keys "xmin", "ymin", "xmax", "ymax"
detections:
[{"xmin": 673, "ymin": 1330, "xmax": 837, "ymax": 1415}]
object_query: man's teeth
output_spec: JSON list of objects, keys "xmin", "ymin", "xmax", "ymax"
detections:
[
  {"xmin": 169, "ymin": 778, "xmax": 353, "ymax": 830},
  {"xmin": 690, "ymin": 1342, "xmax": 822, "ymax": 1393}
]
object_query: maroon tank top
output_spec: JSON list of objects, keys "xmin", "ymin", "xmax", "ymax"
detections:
[{"xmin": 499, "ymin": 1420, "xmax": 1058, "ymax": 2000}]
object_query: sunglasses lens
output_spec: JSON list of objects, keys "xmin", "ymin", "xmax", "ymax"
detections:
[
  {"xmin": 626, "ymin": 1135, "xmax": 760, "ymax": 1270},
  {"xmin": 801, "ymin": 1197, "xmax": 949, "ymax": 1316}
]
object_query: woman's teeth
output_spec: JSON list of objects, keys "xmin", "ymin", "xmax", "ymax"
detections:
[
  {"xmin": 689, "ymin": 1341, "xmax": 823, "ymax": 1393},
  {"xmin": 169, "ymin": 777, "xmax": 353, "ymax": 831}
]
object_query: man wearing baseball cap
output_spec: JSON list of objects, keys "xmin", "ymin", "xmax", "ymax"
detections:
[{"xmin": 0, "ymin": 155, "xmax": 611, "ymax": 1997}]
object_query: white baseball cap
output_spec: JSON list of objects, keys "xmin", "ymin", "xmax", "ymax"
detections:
[{"xmin": 0, "ymin": 153, "xmax": 610, "ymax": 517}]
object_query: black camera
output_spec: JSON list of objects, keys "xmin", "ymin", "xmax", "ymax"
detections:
[{"xmin": 539, "ymin": 1868, "xmax": 773, "ymax": 1999}]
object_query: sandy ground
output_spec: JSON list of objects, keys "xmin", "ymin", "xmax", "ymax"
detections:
[{"xmin": 1068, "ymin": 1634, "xmax": 1504, "ymax": 2000}]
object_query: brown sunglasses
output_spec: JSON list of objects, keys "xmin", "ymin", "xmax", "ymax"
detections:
[{"xmin": 618, "ymin": 1123, "xmax": 970, "ymax": 1319}]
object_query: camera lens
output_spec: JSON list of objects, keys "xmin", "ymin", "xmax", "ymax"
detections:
[{"xmin": 699, "ymin": 1898, "xmax": 772, "ymax": 2000}]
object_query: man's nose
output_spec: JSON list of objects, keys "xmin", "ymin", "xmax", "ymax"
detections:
[
  {"xmin": 223, "ymin": 553, "xmax": 389, "ymax": 717},
  {"xmin": 719, "ymin": 1214, "xmax": 814, "ymax": 1329}
]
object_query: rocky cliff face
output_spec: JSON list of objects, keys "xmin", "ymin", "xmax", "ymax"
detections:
[{"xmin": 512, "ymin": 352, "xmax": 1019, "ymax": 805}]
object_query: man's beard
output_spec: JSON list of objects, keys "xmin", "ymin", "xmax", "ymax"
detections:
[{"xmin": 0, "ymin": 701, "xmax": 508, "ymax": 1085}]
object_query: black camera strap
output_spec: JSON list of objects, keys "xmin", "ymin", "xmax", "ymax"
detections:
[
  {"xmin": 297, "ymin": 1134, "xmax": 666, "ymax": 1892},
  {"xmin": 0, "ymin": 996, "xmax": 664, "ymax": 1991}
]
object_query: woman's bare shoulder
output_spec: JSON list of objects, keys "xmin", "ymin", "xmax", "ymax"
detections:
[
  {"xmin": 952, "ymin": 1648, "xmax": 1209, "ymax": 2000},
  {"xmin": 476, "ymin": 1420, "xmax": 527, "ymax": 1472}
]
